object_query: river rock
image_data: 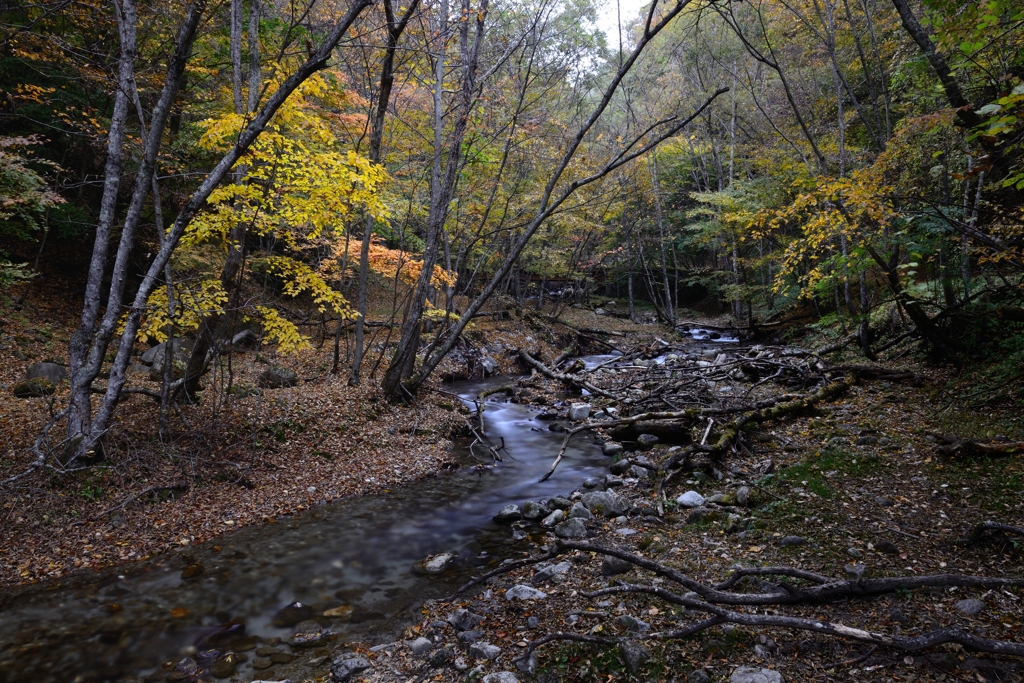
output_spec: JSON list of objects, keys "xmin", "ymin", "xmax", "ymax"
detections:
[
  {"xmin": 568, "ymin": 502, "xmax": 593, "ymax": 520},
  {"xmin": 506, "ymin": 584, "xmax": 547, "ymax": 600},
  {"xmin": 609, "ymin": 459, "xmax": 632, "ymax": 475},
  {"xmin": 448, "ymin": 609, "xmax": 484, "ymax": 631},
  {"xmin": 468, "ymin": 642, "xmax": 502, "ymax": 660},
  {"xmin": 417, "ymin": 552, "xmax": 456, "ymax": 574},
  {"xmin": 677, "ymin": 490, "xmax": 705, "ymax": 507},
  {"xmin": 257, "ymin": 366, "xmax": 298, "ymax": 389},
  {"xmin": 619, "ymin": 640, "xmax": 650, "ymax": 673},
  {"xmin": 482, "ymin": 673, "xmax": 519, "ymax": 683},
  {"xmin": 554, "ymin": 518, "xmax": 587, "ymax": 539},
  {"xmin": 430, "ymin": 648, "xmax": 454, "ymax": 668},
  {"xmin": 729, "ymin": 667, "xmax": 784, "ymax": 683},
  {"xmin": 141, "ymin": 339, "xmax": 189, "ymax": 365},
  {"xmin": 547, "ymin": 496, "xmax": 572, "ymax": 510},
  {"xmin": 686, "ymin": 506, "xmax": 710, "ymax": 524},
  {"xmin": 272, "ymin": 602, "xmax": 314, "ymax": 627},
  {"xmin": 457, "ymin": 630, "xmax": 485, "ymax": 644},
  {"xmin": 331, "ymin": 652, "xmax": 371, "ymax": 681},
  {"xmin": 168, "ymin": 658, "xmax": 198, "ymax": 682},
  {"xmin": 493, "ymin": 504, "xmax": 522, "ymax": 523},
  {"xmin": 568, "ymin": 403, "xmax": 591, "ymax": 421},
  {"xmin": 955, "ymin": 599, "xmax": 986, "ymax": 616},
  {"xmin": 532, "ymin": 561, "xmax": 571, "ymax": 584},
  {"xmin": 605, "ymin": 474, "xmax": 624, "ymax": 488},
  {"xmin": 290, "ymin": 620, "xmax": 329, "ymax": 647},
  {"xmin": 602, "ymin": 441, "xmax": 624, "ymax": 456},
  {"xmin": 480, "ymin": 356, "xmax": 498, "ymax": 376},
  {"xmin": 629, "ymin": 465, "xmax": 649, "ymax": 480},
  {"xmin": 636, "ymin": 434, "xmax": 659, "ymax": 449},
  {"xmin": 209, "ymin": 653, "xmax": 237, "ymax": 678},
  {"xmin": 541, "ymin": 509, "xmax": 564, "ymax": 526},
  {"xmin": 323, "ymin": 605, "xmax": 354, "ymax": 620},
  {"xmin": 582, "ymin": 477, "xmax": 604, "ymax": 489},
  {"xmin": 25, "ymin": 361, "xmax": 66, "ymax": 384},
  {"xmin": 408, "ymin": 637, "xmax": 433, "ymax": 657},
  {"xmin": 581, "ymin": 491, "xmax": 624, "ymax": 517},
  {"xmin": 522, "ymin": 501, "xmax": 550, "ymax": 520}
]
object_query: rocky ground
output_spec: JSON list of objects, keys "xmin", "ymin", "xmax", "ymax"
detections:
[
  {"xmin": 2, "ymin": 291, "xmax": 1023, "ymax": 683},
  {"xmin": 293, "ymin": 324, "xmax": 1023, "ymax": 683}
]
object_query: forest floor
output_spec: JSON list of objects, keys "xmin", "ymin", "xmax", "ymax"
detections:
[
  {"xmin": 300, "ymin": 314, "xmax": 1024, "ymax": 683},
  {"xmin": 1, "ymin": 283, "xmax": 1023, "ymax": 683}
]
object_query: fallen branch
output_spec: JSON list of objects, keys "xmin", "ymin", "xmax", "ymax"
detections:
[
  {"xmin": 70, "ymin": 484, "xmax": 187, "ymax": 526},
  {"xmin": 967, "ymin": 520, "xmax": 1024, "ymax": 545},
  {"xmin": 518, "ymin": 348, "xmax": 619, "ymax": 400}
]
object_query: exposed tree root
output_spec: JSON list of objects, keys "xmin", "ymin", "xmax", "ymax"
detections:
[
  {"xmin": 494, "ymin": 541, "xmax": 1024, "ymax": 667},
  {"xmin": 967, "ymin": 520, "xmax": 1024, "ymax": 545},
  {"xmin": 935, "ymin": 436, "xmax": 1024, "ymax": 458}
]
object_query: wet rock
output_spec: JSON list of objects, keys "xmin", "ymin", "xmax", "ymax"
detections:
[
  {"xmin": 493, "ymin": 504, "xmax": 522, "ymax": 523},
  {"xmin": 522, "ymin": 501, "xmax": 550, "ymax": 521},
  {"xmin": 618, "ymin": 640, "xmax": 650, "ymax": 673},
  {"xmin": 482, "ymin": 673, "xmax": 519, "ymax": 683},
  {"xmin": 955, "ymin": 599, "xmax": 985, "ymax": 616},
  {"xmin": 252, "ymin": 656, "xmax": 273, "ymax": 670},
  {"xmin": 602, "ymin": 441, "xmax": 624, "ymax": 456},
  {"xmin": 541, "ymin": 509, "xmax": 564, "ymax": 527},
  {"xmin": 580, "ymin": 491, "xmax": 624, "ymax": 517},
  {"xmin": 547, "ymin": 496, "xmax": 572, "ymax": 511},
  {"xmin": 468, "ymin": 642, "xmax": 502, "ymax": 660},
  {"xmin": 609, "ymin": 459, "xmax": 632, "ymax": 475},
  {"xmin": 554, "ymin": 518, "xmax": 587, "ymax": 539},
  {"xmin": 605, "ymin": 474, "xmax": 624, "ymax": 488},
  {"xmin": 290, "ymin": 620, "xmax": 330, "ymax": 647},
  {"xmin": 331, "ymin": 652, "xmax": 371, "ymax": 682},
  {"xmin": 616, "ymin": 615, "xmax": 650, "ymax": 632},
  {"xmin": 532, "ymin": 561, "xmax": 571, "ymax": 584},
  {"xmin": 270, "ymin": 652, "xmax": 297, "ymax": 663},
  {"xmin": 480, "ymin": 356, "xmax": 498, "ymax": 376},
  {"xmin": 323, "ymin": 605, "xmax": 354, "ymax": 620},
  {"xmin": 636, "ymin": 434, "xmax": 659, "ymax": 449},
  {"xmin": 779, "ymin": 536, "xmax": 806, "ymax": 547},
  {"xmin": 568, "ymin": 403, "xmax": 591, "ymax": 421},
  {"xmin": 568, "ymin": 502, "xmax": 593, "ymax": 520},
  {"xmin": 25, "ymin": 361, "xmax": 66, "ymax": 384},
  {"xmin": 582, "ymin": 477, "xmax": 604, "ymax": 489},
  {"xmin": 257, "ymin": 366, "xmax": 298, "ymax": 389},
  {"xmin": 601, "ymin": 556, "xmax": 633, "ymax": 577},
  {"xmin": 730, "ymin": 667, "xmax": 783, "ymax": 683},
  {"xmin": 430, "ymin": 648, "xmax": 454, "ymax": 668},
  {"xmin": 209, "ymin": 653, "xmax": 237, "ymax": 678},
  {"xmin": 232, "ymin": 636, "xmax": 258, "ymax": 651},
  {"xmin": 417, "ymin": 552, "xmax": 456, "ymax": 574},
  {"xmin": 677, "ymin": 491, "xmax": 705, "ymax": 507},
  {"xmin": 448, "ymin": 609, "xmax": 484, "ymax": 631},
  {"xmin": 272, "ymin": 602, "xmax": 314, "ymax": 627},
  {"xmin": 167, "ymin": 658, "xmax": 198, "ymax": 682},
  {"xmin": 844, "ymin": 563, "xmax": 868, "ymax": 579},
  {"xmin": 408, "ymin": 637, "xmax": 433, "ymax": 657}
]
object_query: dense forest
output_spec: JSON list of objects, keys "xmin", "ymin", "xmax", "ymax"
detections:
[{"xmin": 0, "ymin": 0, "xmax": 1023, "ymax": 681}]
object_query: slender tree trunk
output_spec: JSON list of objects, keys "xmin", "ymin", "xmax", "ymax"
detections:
[
  {"xmin": 231, "ymin": 0, "xmax": 243, "ymax": 113},
  {"xmin": 247, "ymin": 0, "xmax": 261, "ymax": 113},
  {"xmin": 651, "ymin": 154, "xmax": 673, "ymax": 324},
  {"xmin": 350, "ymin": 0, "xmax": 421, "ymax": 385}
]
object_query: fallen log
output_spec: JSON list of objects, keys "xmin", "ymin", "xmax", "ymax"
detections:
[{"xmin": 517, "ymin": 348, "xmax": 619, "ymax": 401}]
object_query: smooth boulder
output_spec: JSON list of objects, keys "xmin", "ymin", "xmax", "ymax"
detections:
[
  {"xmin": 257, "ymin": 366, "xmax": 298, "ymax": 389},
  {"xmin": 580, "ymin": 491, "xmax": 624, "ymax": 517}
]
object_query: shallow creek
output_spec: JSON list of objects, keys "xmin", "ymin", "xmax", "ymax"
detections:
[
  {"xmin": 0, "ymin": 377, "xmax": 609, "ymax": 683},
  {"xmin": 0, "ymin": 331, "xmax": 738, "ymax": 683}
]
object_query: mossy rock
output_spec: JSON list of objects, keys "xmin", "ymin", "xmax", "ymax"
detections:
[{"xmin": 13, "ymin": 377, "xmax": 55, "ymax": 398}]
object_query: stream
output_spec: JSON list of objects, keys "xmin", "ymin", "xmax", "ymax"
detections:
[
  {"xmin": 0, "ymin": 331, "xmax": 738, "ymax": 683},
  {"xmin": 0, "ymin": 377, "xmax": 610, "ymax": 683}
]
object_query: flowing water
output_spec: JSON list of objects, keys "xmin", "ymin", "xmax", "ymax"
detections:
[{"xmin": 0, "ymin": 377, "xmax": 609, "ymax": 683}]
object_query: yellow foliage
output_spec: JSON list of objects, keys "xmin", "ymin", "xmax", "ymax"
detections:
[
  {"xmin": 135, "ymin": 278, "xmax": 228, "ymax": 344},
  {"xmin": 254, "ymin": 306, "xmax": 310, "ymax": 354}
]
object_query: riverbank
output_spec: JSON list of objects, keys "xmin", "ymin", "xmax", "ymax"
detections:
[{"xmin": 319, "ymin": 331, "xmax": 1023, "ymax": 683}]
